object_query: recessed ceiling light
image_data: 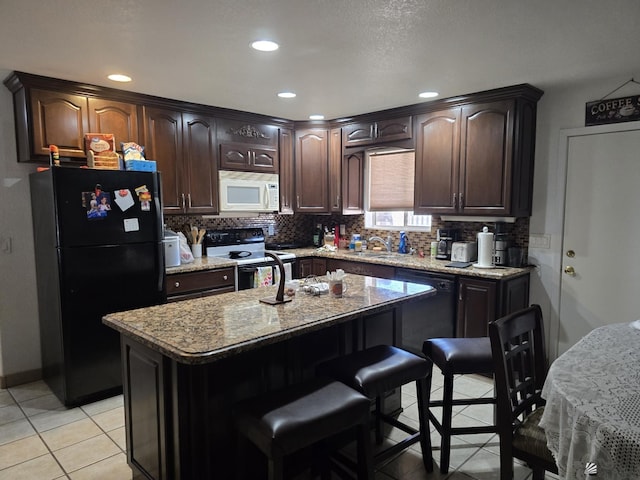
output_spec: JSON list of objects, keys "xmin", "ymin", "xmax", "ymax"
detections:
[
  {"xmin": 309, "ymin": 114, "xmax": 325, "ymax": 120},
  {"xmin": 278, "ymin": 92, "xmax": 296, "ymax": 98},
  {"xmin": 107, "ymin": 74, "xmax": 132, "ymax": 82},
  {"xmin": 419, "ymin": 91, "xmax": 439, "ymax": 99},
  {"xmin": 251, "ymin": 40, "xmax": 279, "ymax": 52}
]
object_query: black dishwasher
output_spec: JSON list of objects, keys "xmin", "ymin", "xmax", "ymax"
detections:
[{"xmin": 395, "ymin": 268, "xmax": 456, "ymax": 355}]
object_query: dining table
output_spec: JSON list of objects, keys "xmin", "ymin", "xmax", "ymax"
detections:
[{"xmin": 539, "ymin": 321, "xmax": 640, "ymax": 480}]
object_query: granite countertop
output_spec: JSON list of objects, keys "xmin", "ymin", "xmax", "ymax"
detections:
[
  {"xmin": 103, "ymin": 275, "xmax": 435, "ymax": 365},
  {"xmin": 294, "ymin": 247, "xmax": 532, "ymax": 279},
  {"xmin": 165, "ymin": 256, "xmax": 236, "ymax": 274},
  {"xmin": 166, "ymin": 247, "xmax": 532, "ymax": 279}
]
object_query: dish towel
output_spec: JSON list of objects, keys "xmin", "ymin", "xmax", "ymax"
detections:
[
  {"xmin": 254, "ymin": 266, "xmax": 273, "ymax": 288},
  {"xmin": 273, "ymin": 263, "xmax": 292, "ymax": 286},
  {"xmin": 284, "ymin": 263, "xmax": 292, "ymax": 282}
]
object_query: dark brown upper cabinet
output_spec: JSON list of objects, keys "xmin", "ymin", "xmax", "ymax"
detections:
[
  {"xmin": 143, "ymin": 107, "xmax": 219, "ymax": 215},
  {"xmin": 342, "ymin": 151, "xmax": 365, "ymax": 214},
  {"xmin": 414, "ymin": 88, "xmax": 540, "ymax": 217},
  {"xmin": 294, "ymin": 128, "xmax": 329, "ymax": 213},
  {"xmin": 30, "ymin": 89, "xmax": 89, "ymax": 159},
  {"xmin": 329, "ymin": 128, "xmax": 342, "ymax": 213},
  {"xmin": 219, "ymin": 143, "xmax": 277, "ymax": 173},
  {"xmin": 87, "ymin": 98, "xmax": 140, "ymax": 149},
  {"xmin": 4, "ymin": 73, "xmax": 144, "ymax": 162},
  {"xmin": 217, "ymin": 120, "xmax": 279, "ymax": 173},
  {"xmin": 278, "ymin": 128, "xmax": 295, "ymax": 214},
  {"xmin": 342, "ymin": 116, "xmax": 412, "ymax": 147}
]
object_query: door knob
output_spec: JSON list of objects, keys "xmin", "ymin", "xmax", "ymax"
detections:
[
  {"xmin": 564, "ymin": 266, "xmax": 576, "ymax": 276},
  {"xmin": 566, "ymin": 250, "xmax": 575, "ymax": 258}
]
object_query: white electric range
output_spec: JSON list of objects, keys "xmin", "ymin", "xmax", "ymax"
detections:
[{"xmin": 203, "ymin": 228, "xmax": 296, "ymax": 289}]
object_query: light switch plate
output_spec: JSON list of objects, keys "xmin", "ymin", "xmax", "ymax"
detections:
[
  {"xmin": 0, "ymin": 236, "xmax": 12, "ymax": 254},
  {"xmin": 529, "ymin": 234, "xmax": 551, "ymax": 249}
]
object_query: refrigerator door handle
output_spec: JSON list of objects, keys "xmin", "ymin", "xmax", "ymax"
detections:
[{"xmin": 156, "ymin": 242, "xmax": 166, "ymax": 294}]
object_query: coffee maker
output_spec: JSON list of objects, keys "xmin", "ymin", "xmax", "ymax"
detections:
[
  {"xmin": 436, "ymin": 228, "xmax": 459, "ymax": 260},
  {"xmin": 493, "ymin": 222, "xmax": 510, "ymax": 266}
]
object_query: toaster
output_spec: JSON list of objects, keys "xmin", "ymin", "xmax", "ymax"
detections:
[{"xmin": 451, "ymin": 241, "xmax": 478, "ymax": 262}]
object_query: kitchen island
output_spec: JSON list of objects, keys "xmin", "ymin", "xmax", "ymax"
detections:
[{"xmin": 103, "ymin": 274, "xmax": 435, "ymax": 479}]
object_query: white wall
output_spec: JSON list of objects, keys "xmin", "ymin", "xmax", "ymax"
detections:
[
  {"xmin": 0, "ymin": 68, "xmax": 41, "ymax": 383},
  {"xmin": 528, "ymin": 74, "xmax": 640, "ymax": 360}
]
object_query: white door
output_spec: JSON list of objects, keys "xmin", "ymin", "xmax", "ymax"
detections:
[{"xmin": 558, "ymin": 125, "xmax": 640, "ymax": 354}]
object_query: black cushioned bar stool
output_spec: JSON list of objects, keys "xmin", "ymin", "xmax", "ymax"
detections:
[
  {"xmin": 317, "ymin": 345, "xmax": 433, "ymax": 472},
  {"xmin": 422, "ymin": 337, "xmax": 497, "ymax": 474},
  {"xmin": 233, "ymin": 377, "xmax": 374, "ymax": 480}
]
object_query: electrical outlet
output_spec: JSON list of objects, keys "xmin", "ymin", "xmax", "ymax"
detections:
[
  {"xmin": 267, "ymin": 225, "xmax": 275, "ymax": 236},
  {"xmin": 0, "ymin": 236, "xmax": 12, "ymax": 254}
]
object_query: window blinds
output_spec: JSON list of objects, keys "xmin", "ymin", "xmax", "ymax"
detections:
[{"xmin": 368, "ymin": 150, "xmax": 415, "ymax": 211}]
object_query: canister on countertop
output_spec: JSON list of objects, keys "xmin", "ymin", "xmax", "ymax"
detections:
[{"xmin": 430, "ymin": 241, "xmax": 438, "ymax": 257}]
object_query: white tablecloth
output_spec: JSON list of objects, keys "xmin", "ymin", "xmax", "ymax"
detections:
[{"xmin": 539, "ymin": 323, "xmax": 640, "ymax": 480}]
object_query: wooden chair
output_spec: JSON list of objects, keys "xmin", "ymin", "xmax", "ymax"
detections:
[{"xmin": 488, "ymin": 305, "xmax": 558, "ymax": 480}]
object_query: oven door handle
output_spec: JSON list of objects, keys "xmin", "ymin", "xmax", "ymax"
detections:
[{"xmin": 238, "ymin": 265, "xmax": 259, "ymax": 273}]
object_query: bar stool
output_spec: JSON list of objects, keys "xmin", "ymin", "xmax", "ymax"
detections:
[
  {"xmin": 233, "ymin": 377, "xmax": 374, "ymax": 480},
  {"xmin": 317, "ymin": 345, "xmax": 433, "ymax": 472},
  {"xmin": 422, "ymin": 337, "xmax": 497, "ymax": 474}
]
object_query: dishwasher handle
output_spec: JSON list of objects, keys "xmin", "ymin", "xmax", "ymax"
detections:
[{"xmin": 395, "ymin": 269, "xmax": 456, "ymax": 293}]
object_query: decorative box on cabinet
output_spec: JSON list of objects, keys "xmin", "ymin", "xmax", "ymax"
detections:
[
  {"xmin": 342, "ymin": 116, "xmax": 412, "ymax": 147},
  {"xmin": 414, "ymin": 85, "xmax": 542, "ymax": 217}
]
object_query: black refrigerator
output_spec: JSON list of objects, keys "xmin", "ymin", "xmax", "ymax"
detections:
[{"xmin": 30, "ymin": 167, "xmax": 166, "ymax": 406}]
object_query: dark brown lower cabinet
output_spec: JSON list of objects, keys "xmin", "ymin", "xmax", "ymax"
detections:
[
  {"xmin": 166, "ymin": 267, "xmax": 235, "ymax": 302},
  {"xmin": 456, "ymin": 273, "xmax": 529, "ymax": 338},
  {"xmin": 297, "ymin": 257, "xmax": 327, "ymax": 278},
  {"xmin": 326, "ymin": 258, "xmax": 395, "ymax": 279}
]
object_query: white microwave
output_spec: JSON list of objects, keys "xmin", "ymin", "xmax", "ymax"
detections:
[{"xmin": 219, "ymin": 170, "xmax": 280, "ymax": 213}]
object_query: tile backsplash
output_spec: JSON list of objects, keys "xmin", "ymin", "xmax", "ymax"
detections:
[{"xmin": 165, "ymin": 213, "xmax": 529, "ymax": 255}]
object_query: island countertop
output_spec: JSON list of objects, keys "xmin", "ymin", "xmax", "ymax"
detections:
[{"xmin": 103, "ymin": 274, "xmax": 435, "ymax": 365}]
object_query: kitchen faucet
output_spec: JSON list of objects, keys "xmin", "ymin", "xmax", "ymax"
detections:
[{"xmin": 368, "ymin": 235, "xmax": 393, "ymax": 252}]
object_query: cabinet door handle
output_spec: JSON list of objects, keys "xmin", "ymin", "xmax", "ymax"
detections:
[
  {"xmin": 187, "ymin": 193, "xmax": 192, "ymax": 208},
  {"xmin": 297, "ymin": 195, "xmax": 300, "ymax": 209},
  {"xmin": 175, "ymin": 281, "xmax": 180, "ymax": 288},
  {"xmin": 373, "ymin": 123, "xmax": 378, "ymax": 139},
  {"xmin": 181, "ymin": 193, "xmax": 186, "ymax": 210},
  {"xmin": 453, "ymin": 193, "xmax": 457, "ymax": 208},
  {"xmin": 459, "ymin": 193, "xmax": 464, "ymax": 209},
  {"xmin": 459, "ymin": 285, "xmax": 464, "ymax": 301},
  {"xmin": 223, "ymin": 275, "xmax": 228, "ymax": 280}
]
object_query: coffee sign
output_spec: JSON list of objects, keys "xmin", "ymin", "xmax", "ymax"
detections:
[{"xmin": 585, "ymin": 95, "xmax": 640, "ymax": 126}]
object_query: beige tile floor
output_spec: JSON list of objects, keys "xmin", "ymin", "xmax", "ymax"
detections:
[{"xmin": 0, "ymin": 370, "xmax": 559, "ymax": 479}]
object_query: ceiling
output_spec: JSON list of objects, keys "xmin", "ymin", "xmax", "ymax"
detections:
[{"xmin": 1, "ymin": 0, "xmax": 639, "ymax": 121}]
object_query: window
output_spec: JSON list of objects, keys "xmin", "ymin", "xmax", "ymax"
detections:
[{"xmin": 364, "ymin": 149, "xmax": 431, "ymax": 231}]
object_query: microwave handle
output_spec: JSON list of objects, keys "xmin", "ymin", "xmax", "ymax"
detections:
[{"xmin": 263, "ymin": 182, "xmax": 270, "ymax": 208}]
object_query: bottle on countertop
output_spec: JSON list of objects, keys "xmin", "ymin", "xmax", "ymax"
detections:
[
  {"xmin": 398, "ymin": 231, "xmax": 409, "ymax": 254},
  {"xmin": 313, "ymin": 223, "xmax": 324, "ymax": 247}
]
